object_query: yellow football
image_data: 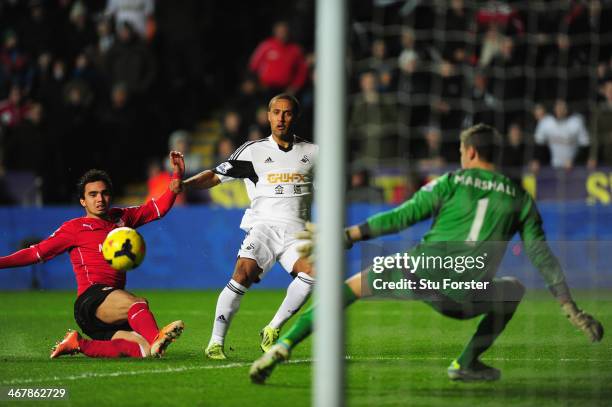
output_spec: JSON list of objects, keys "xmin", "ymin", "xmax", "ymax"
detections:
[{"xmin": 102, "ymin": 227, "xmax": 146, "ymax": 271}]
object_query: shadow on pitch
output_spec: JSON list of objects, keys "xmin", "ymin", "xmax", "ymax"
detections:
[{"xmin": 409, "ymin": 384, "xmax": 612, "ymax": 402}]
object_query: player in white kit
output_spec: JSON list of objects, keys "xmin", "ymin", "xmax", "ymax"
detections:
[{"xmin": 182, "ymin": 94, "xmax": 318, "ymax": 359}]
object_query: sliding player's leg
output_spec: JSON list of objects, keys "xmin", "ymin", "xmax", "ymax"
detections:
[
  {"xmin": 278, "ymin": 272, "xmax": 362, "ymax": 349},
  {"xmin": 428, "ymin": 277, "xmax": 526, "ymax": 381},
  {"xmin": 269, "ymin": 264, "xmax": 400, "ymax": 351},
  {"xmin": 74, "ymin": 285, "xmax": 183, "ymax": 358},
  {"xmin": 96, "ymin": 289, "xmax": 160, "ymax": 345},
  {"xmin": 250, "ymin": 270, "xmax": 364, "ymax": 384},
  {"xmin": 205, "ymin": 257, "xmax": 262, "ymax": 359},
  {"xmin": 96, "ymin": 288, "xmax": 184, "ymax": 357},
  {"xmin": 112, "ymin": 330, "xmax": 150, "ymax": 356},
  {"xmin": 50, "ymin": 329, "xmax": 149, "ymax": 359}
]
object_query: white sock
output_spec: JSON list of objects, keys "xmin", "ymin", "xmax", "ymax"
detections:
[
  {"xmin": 209, "ymin": 279, "xmax": 248, "ymax": 346},
  {"xmin": 269, "ymin": 272, "xmax": 314, "ymax": 329}
]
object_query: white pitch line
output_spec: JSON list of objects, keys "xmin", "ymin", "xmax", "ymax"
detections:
[
  {"xmin": 0, "ymin": 362, "xmax": 253, "ymax": 386},
  {"xmin": 2, "ymin": 355, "xmax": 610, "ymax": 386}
]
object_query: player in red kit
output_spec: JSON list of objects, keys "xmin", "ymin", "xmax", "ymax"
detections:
[{"xmin": 0, "ymin": 151, "xmax": 186, "ymax": 359}]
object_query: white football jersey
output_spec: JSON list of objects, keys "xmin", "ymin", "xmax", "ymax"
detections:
[
  {"xmin": 213, "ymin": 135, "xmax": 318, "ymax": 231},
  {"xmin": 534, "ymin": 114, "xmax": 590, "ymax": 168},
  {"xmin": 105, "ymin": 0, "xmax": 154, "ymax": 38}
]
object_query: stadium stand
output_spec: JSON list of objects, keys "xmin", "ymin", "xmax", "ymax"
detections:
[{"xmin": 1, "ymin": 0, "xmax": 611, "ymax": 210}]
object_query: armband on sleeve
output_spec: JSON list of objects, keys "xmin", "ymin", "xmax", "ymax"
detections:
[{"xmin": 212, "ymin": 160, "xmax": 258, "ymax": 184}]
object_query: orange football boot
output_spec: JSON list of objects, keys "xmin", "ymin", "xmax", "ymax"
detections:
[
  {"xmin": 150, "ymin": 320, "xmax": 184, "ymax": 357},
  {"xmin": 50, "ymin": 330, "xmax": 81, "ymax": 359}
]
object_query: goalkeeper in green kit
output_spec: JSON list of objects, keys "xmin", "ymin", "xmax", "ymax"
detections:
[{"xmin": 249, "ymin": 123, "xmax": 604, "ymax": 383}]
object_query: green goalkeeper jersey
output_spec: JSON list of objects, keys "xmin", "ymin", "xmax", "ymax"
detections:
[{"xmin": 365, "ymin": 168, "xmax": 565, "ymax": 301}]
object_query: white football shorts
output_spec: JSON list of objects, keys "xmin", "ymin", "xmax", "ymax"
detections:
[{"xmin": 237, "ymin": 223, "xmax": 308, "ymax": 277}]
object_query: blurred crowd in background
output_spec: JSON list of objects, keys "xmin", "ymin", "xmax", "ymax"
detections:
[
  {"xmin": 345, "ymin": 0, "xmax": 612, "ymax": 202},
  {"xmin": 0, "ymin": 0, "xmax": 314, "ymax": 204},
  {"xmin": 1, "ymin": 0, "xmax": 611, "ymax": 206}
]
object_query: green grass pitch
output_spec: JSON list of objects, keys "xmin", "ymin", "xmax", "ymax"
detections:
[{"xmin": 0, "ymin": 290, "xmax": 610, "ymax": 406}]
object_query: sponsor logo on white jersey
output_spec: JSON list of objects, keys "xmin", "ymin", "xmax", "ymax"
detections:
[{"xmin": 267, "ymin": 173, "xmax": 306, "ymax": 183}]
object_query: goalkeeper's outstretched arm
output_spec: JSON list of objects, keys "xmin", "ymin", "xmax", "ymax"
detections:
[
  {"xmin": 519, "ymin": 194, "xmax": 604, "ymax": 342},
  {"xmin": 344, "ymin": 175, "xmax": 452, "ymax": 246}
]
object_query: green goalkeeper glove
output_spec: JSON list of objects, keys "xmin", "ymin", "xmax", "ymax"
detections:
[
  {"xmin": 561, "ymin": 302, "xmax": 604, "ymax": 342},
  {"xmin": 295, "ymin": 222, "xmax": 354, "ymax": 260}
]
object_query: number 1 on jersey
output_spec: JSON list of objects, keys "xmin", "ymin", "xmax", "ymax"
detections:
[{"xmin": 466, "ymin": 198, "xmax": 489, "ymax": 242}]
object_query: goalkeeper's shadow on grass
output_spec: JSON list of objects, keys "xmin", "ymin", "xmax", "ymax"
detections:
[
  {"xmin": 410, "ymin": 384, "xmax": 612, "ymax": 400},
  {"xmin": 250, "ymin": 381, "xmax": 311, "ymax": 390}
]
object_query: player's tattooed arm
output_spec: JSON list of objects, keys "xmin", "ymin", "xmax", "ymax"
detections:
[
  {"xmin": 181, "ymin": 170, "xmax": 221, "ymax": 190},
  {"xmin": 183, "ymin": 159, "xmax": 257, "ymax": 190}
]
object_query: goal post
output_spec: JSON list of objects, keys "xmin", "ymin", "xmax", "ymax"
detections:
[{"xmin": 313, "ymin": 0, "xmax": 348, "ymax": 406}]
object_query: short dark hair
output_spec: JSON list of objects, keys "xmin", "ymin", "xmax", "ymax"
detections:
[
  {"xmin": 268, "ymin": 93, "xmax": 301, "ymax": 117},
  {"xmin": 77, "ymin": 169, "xmax": 113, "ymax": 199},
  {"xmin": 460, "ymin": 123, "xmax": 502, "ymax": 163}
]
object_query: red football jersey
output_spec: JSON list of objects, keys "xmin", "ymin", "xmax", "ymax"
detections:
[
  {"xmin": 17, "ymin": 190, "xmax": 176, "ymax": 296},
  {"xmin": 248, "ymin": 37, "xmax": 308, "ymax": 91}
]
